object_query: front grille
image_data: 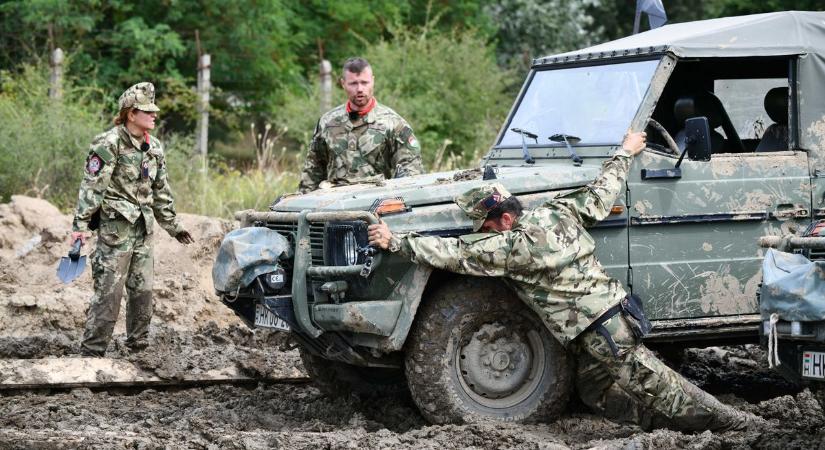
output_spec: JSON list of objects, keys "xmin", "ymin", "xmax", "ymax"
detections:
[{"xmin": 264, "ymin": 221, "xmax": 325, "ymax": 266}]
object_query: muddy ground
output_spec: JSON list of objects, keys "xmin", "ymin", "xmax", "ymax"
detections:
[{"xmin": 0, "ymin": 196, "xmax": 823, "ymax": 449}]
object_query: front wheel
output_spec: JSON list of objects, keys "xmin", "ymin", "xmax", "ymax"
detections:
[{"xmin": 404, "ymin": 277, "xmax": 571, "ymax": 424}]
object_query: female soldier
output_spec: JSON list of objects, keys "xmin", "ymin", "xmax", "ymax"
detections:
[{"xmin": 70, "ymin": 82, "xmax": 194, "ymax": 357}]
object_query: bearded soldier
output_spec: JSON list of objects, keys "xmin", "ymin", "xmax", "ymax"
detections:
[
  {"xmin": 298, "ymin": 57, "xmax": 423, "ymax": 193},
  {"xmin": 368, "ymin": 132, "xmax": 765, "ymax": 432},
  {"xmin": 71, "ymin": 82, "xmax": 194, "ymax": 357}
]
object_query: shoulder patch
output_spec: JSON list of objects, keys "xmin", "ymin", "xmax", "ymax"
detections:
[
  {"xmin": 459, "ymin": 233, "xmax": 497, "ymax": 245},
  {"xmin": 86, "ymin": 154, "xmax": 104, "ymax": 175},
  {"xmin": 91, "ymin": 144, "xmax": 116, "ymax": 164}
]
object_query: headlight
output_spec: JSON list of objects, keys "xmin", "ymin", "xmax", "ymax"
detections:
[
  {"xmin": 342, "ymin": 230, "xmax": 358, "ymax": 265},
  {"xmin": 325, "ymin": 222, "xmax": 368, "ymax": 266}
]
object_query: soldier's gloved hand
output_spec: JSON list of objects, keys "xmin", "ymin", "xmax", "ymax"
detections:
[
  {"xmin": 175, "ymin": 230, "xmax": 195, "ymax": 245},
  {"xmin": 70, "ymin": 231, "xmax": 87, "ymax": 245},
  {"xmin": 367, "ymin": 221, "xmax": 393, "ymax": 250},
  {"xmin": 622, "ymin": 131, "xmax": 647, "ymax": 156}
]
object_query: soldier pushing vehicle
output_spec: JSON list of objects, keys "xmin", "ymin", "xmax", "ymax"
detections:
[{"xmin": 368, "ymin": 132, "xmax": 764, "ymax": 432}]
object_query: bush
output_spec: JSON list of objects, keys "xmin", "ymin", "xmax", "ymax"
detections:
[{"xmin": 0, "ymin": 63, "xmax": 107, "ymax": 208}]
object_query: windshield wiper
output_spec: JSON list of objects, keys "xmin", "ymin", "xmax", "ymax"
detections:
[
  {"xmin": 510, "ymin": 127, "xmax": 537, "ymax": 164},
  {"xmin": 549, "ymin": 133, "xmax": 583, "ymax": 166}
]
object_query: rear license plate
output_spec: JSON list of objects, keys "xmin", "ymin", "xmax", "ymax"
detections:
[
  {"xmin": 802, "ymin": 350, "xmax": 825, "ymax": 379},
  {"xmin": 254, "ymin": 304, "xmax": 290, "ymax": 331}
]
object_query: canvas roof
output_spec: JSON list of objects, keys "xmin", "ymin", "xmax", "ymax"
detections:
[{"xmin": 537, "ymin": 11, "xmax": 825, "ymax": 64}]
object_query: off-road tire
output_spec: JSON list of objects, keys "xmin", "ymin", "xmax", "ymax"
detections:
[
  {"xmin": 404, "ymin": 277, "xmax": 571, "ymax": 424},
  {"xmin": 299, "ymin": 347, "xmax": 408, "ymax": 398}
]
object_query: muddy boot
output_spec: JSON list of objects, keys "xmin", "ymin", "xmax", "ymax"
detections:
[
  {"xmin": 679, "ymin": 381, "xmax": 767, "ymax": 432},
  {"xmin": 79, "ymin": 346, "xmax": 105, "ymax": 357},
  {"xmin": 125, "ymin": 338, "xmax": 149, "ymax": 353},
  {"xmin": 708, "ymin": 405, "xmax": 768, "ymax": 432}
]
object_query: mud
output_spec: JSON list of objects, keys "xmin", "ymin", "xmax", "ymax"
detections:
[{"xmin": 1, "ymin": 196, "xmax": 824, "ymax": 449}]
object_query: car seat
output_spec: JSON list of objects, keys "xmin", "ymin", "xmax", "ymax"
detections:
[
  {"xmin": 673, "ymin": 91, "xmax": 745, "ymax": 154},
  {"xmin": 756, "ymin": 87, "xmax": 789, "ymax": 152}
]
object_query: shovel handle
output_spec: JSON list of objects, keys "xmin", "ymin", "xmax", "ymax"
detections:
[{"xmin": 69, "ymin": 238, "xmax": 83, "ymax": 260}]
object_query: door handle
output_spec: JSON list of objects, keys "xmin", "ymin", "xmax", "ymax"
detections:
[{"xmin": 770, "ymin": 203, "xmax": 809, "ymax": 219}]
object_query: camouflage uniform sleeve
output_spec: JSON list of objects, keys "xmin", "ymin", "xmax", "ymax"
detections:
[
  {"xmin": 389, "ymin": 119, "xmax": 423, "ymax": 178},
  {"xmin": 391, "ymin": 232, "xmax": 514, "ymax": 277},
  {"xmin": 71, "ymin": 138, "xmax": 117, "ymax": 233},
  {"xmin": 298, "ymin": 121, "xmax": 328, "ymax": 193},
  {"xmin": 550, "ymin": 150, "xmax": 632, "ymax": 227},
  {"xmin": 151, "ymin": 145, "xmax": 184, "ymax": 236}
]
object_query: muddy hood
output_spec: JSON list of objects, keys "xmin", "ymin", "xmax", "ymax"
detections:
[{"xmin": 275, "ymin": 165, "xmax": 600, "ymax": 211}]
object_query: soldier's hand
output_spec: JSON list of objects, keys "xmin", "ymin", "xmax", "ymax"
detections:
[
  {"xmin": 622, "ymin": 131, "xmax": 647, "ymax": 156},
  {"xmin": 367, "ymin": 221, "xmax": 393, "ymax": 250},
  {"xmin": 70, "ymin": 231, "xmax": 87, "ymax": 246},
  {"xmin": 175, "ymin": 230, "xmax": 195, "ymax": 245}
]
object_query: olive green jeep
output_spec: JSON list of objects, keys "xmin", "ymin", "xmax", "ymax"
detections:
[{"xmin": 216, "ymin": 11, "xmax": 825, "ymax": 423}]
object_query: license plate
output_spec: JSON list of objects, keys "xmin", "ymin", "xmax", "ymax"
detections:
[
  {"xmin": 254, "ymin": 304, "xmax": 290, "ymax": 331},
  {"xmin": 802, "ymin": 350, "xmax": 825, "ymax": 379}
]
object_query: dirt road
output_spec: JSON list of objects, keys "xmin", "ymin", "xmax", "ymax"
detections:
[{"xmin": 0, "ymin": 196, "xmax": 823, "ymax": 449}]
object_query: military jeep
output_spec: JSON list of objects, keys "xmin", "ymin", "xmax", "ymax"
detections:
[{"xmin": 216, "ymin": 11, "xmax": 825, "ymax": 423}]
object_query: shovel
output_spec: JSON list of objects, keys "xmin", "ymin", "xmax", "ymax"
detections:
[{"xmin": 57, "ymin": 238, "xmax": 87, "ymax": 284}]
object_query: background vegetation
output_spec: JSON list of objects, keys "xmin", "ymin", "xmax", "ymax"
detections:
[{"xmin": 0, "ymin": 0, "xmax": 820, "ymax": 216}]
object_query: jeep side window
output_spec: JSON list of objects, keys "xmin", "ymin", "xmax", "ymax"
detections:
[
  {"xmin": 648, "ymin": 57, "xmax": 792, "ymax": 156},
  {"xmin": 715, "ymin": 78, "xmax": 788, "ymax": 152}
]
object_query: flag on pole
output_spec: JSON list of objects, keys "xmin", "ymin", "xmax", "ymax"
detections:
[{"xmin": 633, "ymin": 0, "xmax": 668, "ymax": 34}]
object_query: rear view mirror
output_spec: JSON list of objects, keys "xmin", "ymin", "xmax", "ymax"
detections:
[
  {"xmin": 684, "ymin": 117, "xmax": 711, "ymax": 162},
  {"xmin": 640, "ymin": 116, "xmax": 712, "ymax": 180}
]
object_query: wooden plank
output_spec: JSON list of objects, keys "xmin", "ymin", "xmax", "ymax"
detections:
[{"xmin": 0, "ymin": 357, "xmax": 305, "ymax": 390}]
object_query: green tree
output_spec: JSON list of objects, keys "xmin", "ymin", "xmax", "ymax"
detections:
[{"xmin": 485, "ymin": 0, "xmax": 601, "ymax": 71}]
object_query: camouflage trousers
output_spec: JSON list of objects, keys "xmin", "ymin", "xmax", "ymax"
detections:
[
  {"xmin": 80, "ymin": 216, "xmax": 153, "ymax": 355},
  {"xmin": 572, "ymin": 314, "xmax": 748, "ymax": 432}
]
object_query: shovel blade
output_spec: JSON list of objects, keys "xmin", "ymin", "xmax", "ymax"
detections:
[{"xmin": 57, "ymin": 255, "xmax": 88, "ymax": 284}]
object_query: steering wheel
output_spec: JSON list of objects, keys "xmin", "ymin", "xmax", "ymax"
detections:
[{"xmin": 646, "ymin": 118, "xmax": 680, "ymax": 155}]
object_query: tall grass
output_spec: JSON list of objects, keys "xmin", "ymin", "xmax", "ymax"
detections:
[{"xmin": 166, "ymin": 133, "xmax": 300, "ymax": 218}]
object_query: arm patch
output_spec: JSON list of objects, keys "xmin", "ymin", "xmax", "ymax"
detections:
[
  {"xmin": 91, "ymin": 144, "xmax": 116, "ymax": 164},
  {"xmin": 86, "ymin": 154, "xmax": 104, "ymax": 175}
]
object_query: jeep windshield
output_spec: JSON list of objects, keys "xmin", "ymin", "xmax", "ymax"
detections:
[{"xmin": 497, "ymin": 59, "xmax": 660, "ymax": 148}]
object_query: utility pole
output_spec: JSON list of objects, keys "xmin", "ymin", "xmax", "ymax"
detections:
[
  {"xmin": 319, "ymin": 59, "xmax": 332, "ymax": 114},
  {"xmin": 196, "ymin": 53, "xmax": 211, "ymax": 156},
  {"xmin": 49, "ymin": 48, "xmax": 64, "ymax": 101},
  {"xmin": 196, "ymin": 30, "xmax": 211, "ymax": 157},
  {"xmin": 318, "ymin": 39, "xmax": 332, "ymax": 114}
]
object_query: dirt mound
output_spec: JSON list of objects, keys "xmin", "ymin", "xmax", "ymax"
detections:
[
  {"xmin": 0, "ymin": 195, "xmax": 240, "ymax": 348},
  {"xmin": 0, "ymin": 195, "xmax": 302, "ymax": 383}
]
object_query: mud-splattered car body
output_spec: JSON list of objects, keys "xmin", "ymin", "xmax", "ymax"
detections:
[{"xmin": 220, "ymin": 11, "xmax": 825, "ymax": 371}]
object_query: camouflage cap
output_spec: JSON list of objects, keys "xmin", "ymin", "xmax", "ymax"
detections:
[
  {"xmin": 454, "ymin": 183, "xmax": 512, "ymax": 232},
  {"xmin": 118, "ymin": 82, "xmax": 160, "ymax": 112}
]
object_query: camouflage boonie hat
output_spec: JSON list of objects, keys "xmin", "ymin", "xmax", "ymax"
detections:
[
  {"xmin": 118, "ymin": 82, "xmax": 160, "ymax": 112},
  {"xmin": 455, "ymin": 183, "xmax": 512, "ymax": 231}
]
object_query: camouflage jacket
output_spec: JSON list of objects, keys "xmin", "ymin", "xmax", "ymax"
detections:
[
  {"xmin": 390, "ymin": 151, "xmax": 633, "ymax": 346},
  {"xmin": 298, "ymin": 101, "xmax": 423, "ymax": 193},
  {"xmin": 72, "ymin": 125, "xmax": 183, "ymax": 236}
]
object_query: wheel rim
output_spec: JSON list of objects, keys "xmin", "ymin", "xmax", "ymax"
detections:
[{"xmin": 456, "ymin": 322, "xmax": 546, "ymax": 408}]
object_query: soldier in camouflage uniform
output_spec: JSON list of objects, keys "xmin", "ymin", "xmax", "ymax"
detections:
[
  {"xmin": 369, "ymin": 132, "xmax": 765, "ymax": 432},
  {"xmin": 298, "ymin": 57, "xmax": 422, "ymax": 193},
  {"xmin": 70, "ymin": 82, "xmax": 194, "ymax": 357}
]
